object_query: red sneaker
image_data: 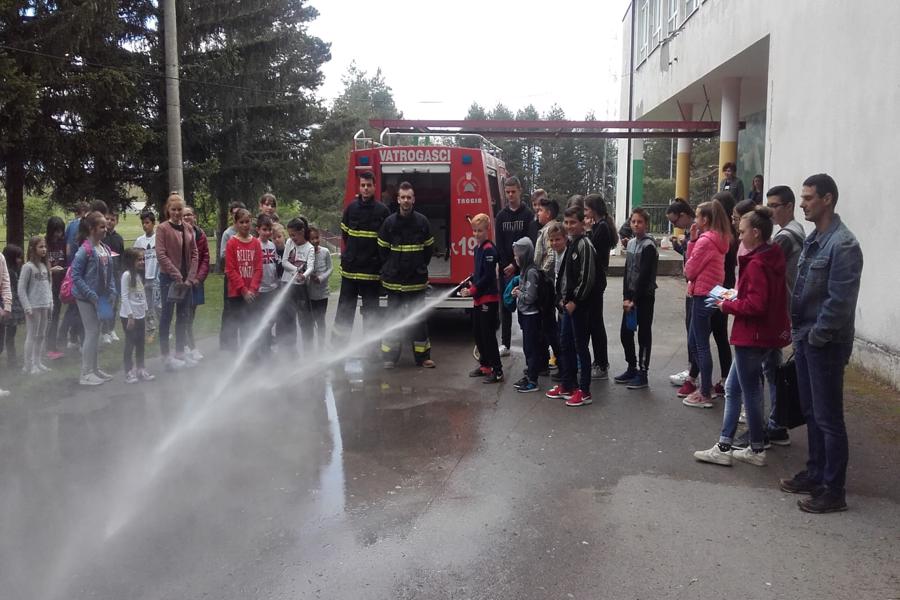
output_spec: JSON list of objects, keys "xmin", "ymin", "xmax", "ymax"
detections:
[
  {"xmin": 713, "ymin": 381, "xmax": 725, "ymax": 398},
  {"xmin": 545, "ymin": 385, "xmax": 573, "ymax": 400},
  {"xmin": 46, "ymin": 351, "xmax": 64, "ymax": 361},
  {"xmin": 676, "ymin": 379, "xmax": 697, "ymax": 398},
  {"xmin": 565, "ymin": 390, "xmax": 593, "ymax": 407}
]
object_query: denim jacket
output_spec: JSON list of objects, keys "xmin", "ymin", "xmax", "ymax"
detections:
[
  {"xmin": 71, "ymin": 239, "xmax": 118, "ymax": 304},
  {"xmin": 790, "ymin": 214, "xmax": 863, "ymax": 346}
]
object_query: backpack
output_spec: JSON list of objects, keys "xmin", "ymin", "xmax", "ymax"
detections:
[{"xmin": 59, "ymin": 241, "xmax": 93, "ymax": 304}]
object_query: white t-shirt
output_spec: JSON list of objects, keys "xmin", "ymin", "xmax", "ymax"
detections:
[
  {"xmin": 259, "ymin": 239, "xmax": 280, "ymax": 293},
  {"xmin": 119, "ymin": 271, "xmax": 147, "ymax": 319},
  {"xmin": 281, "ymin": 240, "xmax": 314, "ymax": 285},
  {"xmin": 133, "ymin": 233, "xmax": 158, "ymax": 280}
]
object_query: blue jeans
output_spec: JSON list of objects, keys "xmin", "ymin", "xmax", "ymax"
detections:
[
  {"xmin": 795, "ymin": 338, "xmax": 853, "ymax": 495},
  {"xmin": 688, "ymin": 295, "xmax": 714, "ymax": 396},
  {"xmin": 719, "ymin": 347, "xmax": 779, "ymax": 451},
  {"xmin": 559, "ymin": 305, "xmax": 591, "ymax": 394},
  {"xmin": 159, "ymin": 273, "xmax": 190, "ymax": 357}
]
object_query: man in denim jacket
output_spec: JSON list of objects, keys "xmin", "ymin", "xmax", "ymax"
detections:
[{"xmin": 780, "ymin": 174, "xmax": 863, "ymax": 514}]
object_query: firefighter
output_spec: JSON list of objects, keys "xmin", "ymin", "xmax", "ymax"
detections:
[
  {"xmin": 333, "ymin": 171, "xmax": 390, "ymax": 351},
  {"xmin": 377, "ymin": 181, "xmax": 436, "ymax": 368}
]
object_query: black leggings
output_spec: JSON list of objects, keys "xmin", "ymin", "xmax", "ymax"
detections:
[
  {"xmin": 621, "ymin": 295, "xmax": 655, "ymax": 371},
  {"xmin": 121, "ymin": 317, "xmax": 146, "ymax": 371},
  {"xmin": 589, "ymin": 284, "xmax": 609, "ymax": 368}
]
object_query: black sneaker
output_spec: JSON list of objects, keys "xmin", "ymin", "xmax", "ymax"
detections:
[
  {"xmin": 513, "ymin": 376, "xmax": 530, "ymax": 389},
  {"xmin": 767, "ymin": 427, "xmax": 791, "ymax": 446},
  {"xmin": 483, "ymin": 371, "xmax": 503, "ymax": 384},
  {"xmin": 626, "ymin": 372, "xmax": 649, "ymax": 389},
  {"xmin": 798, "ymin": 492, "xmax": 847, "ymax": 514},
  {"xmin": 614, "ymin": 368, "xmax": 638, "ymax": 384},
  {"xmin": 732, "ymin": 430, "xmax": 771, "ymax": 450},
  {"xmin": 779, "ymin": 472, "xmax": 823, "ymax": 495}
]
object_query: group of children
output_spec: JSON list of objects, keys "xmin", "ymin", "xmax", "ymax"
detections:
[{"xmin": 462, "ymin": 177, "xmax": 660, "ymax": 408}]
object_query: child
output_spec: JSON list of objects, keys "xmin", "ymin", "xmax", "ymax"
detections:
[
  {"xmin": 533, "ymin": 196, "xmax": 561, "ymax": 373},
  {"xmin": 219, "ymin": 201, "xmax": 248, "ymax": 350},
  {"xmin": 120, "ymin": 248, "xmax": 154, "ymax": 383},
  {"xmin": 682, "ymin": 200, "xmax": 732, "ymax": 408},
  {"xmin": 511, "ymin": 237, "xmax": 541, "ymax": 393},
  {"xmin": 307, "ymin": 227, "xmax": 332, "ymax": 352},
  {"xmin": 545, "ymin": 206, "xmax": 596, "ymax": 407},
  {"xmin": 278, "ymin": 217, "xmax": 314, "ymax": 352},
  {"xmin": 19, "ymin": 236, "xmax": 54, "ymax": 375},
  {"xmin": 102, "ymin": 210, "xmax": 124, "ymax": 344},
  {"xmin": 224, "ymin": 208, "xmax": 262, "ymax": 348},
  {"xmin": 133, "ymin": 209, "xmax": 159, "ymax": 341},
  {"xmin": 460, "ymin": 213, "xmax": 503, "ymax": 383},
  {"xmin": 45, "ymin": 216, "xmax": 67, "ymax": 359},
  {"xmin": 0, "ymin": 250, "xmax": 11, "ymax": 396},
  {"xmin": 0, "ymin": 245, "xmax": 25, "ymax": 369},
  {"xmin": 256, "ymin": 214, "xmax": 280, "ymax": 354},
  {"xmin": 613, "ymin": 208, "xmax": 659, "ymax": 390},
  {"xmin": 583, "ymin": 193, "xmax": 618, "ymax": 381}
]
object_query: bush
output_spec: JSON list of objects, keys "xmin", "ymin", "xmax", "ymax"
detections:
[{"xmin": 23, "ymin": 195, "xmax": 57, "ymax": 238}]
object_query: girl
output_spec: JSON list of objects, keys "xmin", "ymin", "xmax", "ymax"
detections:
[
  {"xmin": 45, "ymin": 216, "xmax": 67, "ymax": 359},
  {"xmin": 278, "ymin": 217, "xmax": 314, "ymax": 352},
  {"xmin": 682, "ymin": 200, "xmax": 731, "ymax": 408},
  {"xmin": 259, "ymin": 193, "xmax": 279, "ymax": 222},
  {"xmin": 155, "ymin": 193, "xmax": 200, "ymax": 370},
  {"xmin": 307, "ymin": 227, "xmax": 333, "ymax": 352},
  {"xmin": 694, "ymin": 207, "xmax": 790, "ymax": 466},
  {"xmin": 583, "ymin": 193, "xmax": 618, "ymax": 381},
  {"xmin": 0, "ymin": 245, "xmax": 24, "ymax": 370},
  {"xmin": 613, "ymin": 208, "xmax": 658, "ymax": 390},
  {"xmin": 255, "ymin": 213, "xmax": 279, "ymax": 355},
  {"xmin": 224, "ymin": 208, "xmax": 262, "ymax": 348},
  {"xmin": 71, "ymin": 211, "xmax": 117, "ymax": 386},
  {"xmin": 0, "ymin": 250, "xmax": 11, "ymax": 396},
  {"xmin": 120, "ymin": 248, "xmax": 155, "ymax": 383},
  {"xmin": 19, "ymin": 236, "xmax": 54, "ymax": 374},
  {"xmin": 182, "ymin": 206, "xmax": 209, "ymax": 362}
]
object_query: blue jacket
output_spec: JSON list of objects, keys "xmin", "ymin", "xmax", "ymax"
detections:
[
  {"xmin": 71, "ymin": 239, "xmax": 118, "ymax": 304},
  {"xmin": 790, "ymin": 214, "xmax": 863, "ymax": 346}
]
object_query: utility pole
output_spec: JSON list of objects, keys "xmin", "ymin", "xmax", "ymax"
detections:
[{"xmin": 163, "ymin": 0, "xmax": 184, "ymax": 196}]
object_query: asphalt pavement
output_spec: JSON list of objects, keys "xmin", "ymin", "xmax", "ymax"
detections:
[{"xmin": 0, "ymin": 276, "xmax": 897, "ymax": 600}]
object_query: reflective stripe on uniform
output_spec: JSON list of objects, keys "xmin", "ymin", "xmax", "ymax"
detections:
[
  {"xmin": 413, "ymin": 341, "xmax": 431, "ymax": 354},
  {"xmin": 340, "ymin": 269, "xmax": 381, "ymax": 281},
  {"xmin": 341, "ymin": 223, "xmax": 378, "ymax": 238},
  {"xmin": 381, "ymin": 343, "xmax": 392, "ymax": 353},
  {"xmin": 382, "ymin": 281, "xmax": 428, "ymax": 292},
  {"xmin": 424, "ymin": 237, "xmax": 434, "ymax": 246},
  {"xmin": 377, "ymin": 238, "xmax": 391, "ymax": 248}
]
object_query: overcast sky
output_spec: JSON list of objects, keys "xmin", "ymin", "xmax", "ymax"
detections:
[{"xmin": 307, "ymin": 0, "xmax": 626, "ymax": 121}]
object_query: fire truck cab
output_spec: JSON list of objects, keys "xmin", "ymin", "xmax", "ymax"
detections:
[{"xmin": 344, "ymin": 129, "xmax": 508, "ymax": 308}]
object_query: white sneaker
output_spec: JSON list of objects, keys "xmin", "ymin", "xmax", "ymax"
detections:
[
  {"xmin": 669, "ymin": 369, "xmax": 690, "ymax": 386},
  {"xmin": 138, "ymin": 369, "xmax": 156, "ymax": 382},
  {"xmin": 100, "ymin": 334, "xmax": 113, "ymax": 345},
  {"xmin": 79, "ymin": 373, "xmax": 105, "ymax": 386},
  {"xmin": 499, "ymin": 345, "xmax": 510, "ymax": 357},
  {"xmin": 0, "ymin": 388, "xmax": 10, "ymax": 397},
  {"xmin": 190, "ymin": 348, "xmax": 204, "ymax": 361},
  {"xmin": 125, "ymin": 370, "xmax": 139, "ymax": 384},
  {"xmin": 95, "ymin": 369, "xmax": 114, "ymax": 381},
  {"xmin": 693, "ymin": 444, "xmax": 733, "ymax": 466},
  {"xmin": 109, "ymin": 331, "xmax": 120, "ymax": 342},
  {"xmin": 67, "ymin": 341, "xmax": 80, "ymax": 350},
  {"xmin": 732, "ymin": 447, "xmax": 766, "ymax": 467},
  {"xmin": 37, "ymin": 363, "xmax": 51, "ymax": 372},
  {"xmin": 179, "ymin": 353, "xmax": 199, "ymax": 368},
  {"xmin": 164, "ymin": 356, "xmax": 186, "ymax": 371}
]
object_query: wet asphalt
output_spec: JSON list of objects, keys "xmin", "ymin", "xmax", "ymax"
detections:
[{"xmin": 0, "ymin": 276, "xmax": 897, "ymax": 600}]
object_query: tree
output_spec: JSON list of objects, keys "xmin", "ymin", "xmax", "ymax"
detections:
[{"xmin": 536, "ymin": 105, "xmax": 581, "ymax": 198}]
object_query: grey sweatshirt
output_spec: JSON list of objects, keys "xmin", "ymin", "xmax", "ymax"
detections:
[
  {"xmin": 513, "ymin": 237, "xmax": 540, "ymax": 315},
  {"xmin": 18, "ymin": 261, "xmax": 53, "ymax": 311}
]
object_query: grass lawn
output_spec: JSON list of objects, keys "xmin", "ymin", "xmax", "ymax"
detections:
[{"xmin": 1, "ymin": 255, "xmax": 340, "ymax": 397}]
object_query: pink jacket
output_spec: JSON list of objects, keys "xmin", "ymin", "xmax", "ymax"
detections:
[{"xmin": 684, "ymin": 230, "xmax": 729, "ymax": 296}]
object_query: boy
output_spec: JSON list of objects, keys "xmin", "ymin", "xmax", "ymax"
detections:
[
  {"xmin": 460, "ymin": 213, "xmax": 503, "ymax": 383},
  {"xmin": 255, "ymin": 214, "xmax": 279, "ymax": 354},
  {"xmin": 614, "ymin": 208, "xmax": 659, "ymax": 389},
  {"xmin": 511, "ymin": 237, "xmax": 541, "ymax": 393},
  {"xmin": 133, "ymin": 209, "xmax": 159, "ymax": 341},
  {"xmin": 545, "ymin": 206, "xmax": 596, "ymax": 407},
  {"xmin": 533, "ymin": 196, "xmax": 561, "ymax": 372},
  {"xmin": 102, "ymin": 210, "xmax": 125, "ymax": 343}
]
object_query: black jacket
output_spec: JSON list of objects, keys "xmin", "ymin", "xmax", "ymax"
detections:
[
  {"xmin": 494, "ymin": 204, "xmax": 535, "ymax": 270},
  {"xmin": 377, "ymin": 210, "xmax": 433, "ymax": 292},
  {"xmin": 556, "ymin": 234, "xmax": 596, "ymax": 306},
  {"xmin": 340, "ymin": 195, "xmax": 390, "ymax": 280}
]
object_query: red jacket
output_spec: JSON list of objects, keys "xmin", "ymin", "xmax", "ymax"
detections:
[
  {"xmin": 684, "ymin": 230, "xmax": 728, "ymax": 296},
  {"xmin": 225, "ymin": 236, "xmax": 262, "ymax": 297},
  {"xmin": 720, "ymin": 243, "xmax": 791, "ymax": 348}
]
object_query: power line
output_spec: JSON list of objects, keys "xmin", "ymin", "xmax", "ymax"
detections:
[{"xmin": 0, "ymin": 43, "xmax": 315, "ymax": 99}]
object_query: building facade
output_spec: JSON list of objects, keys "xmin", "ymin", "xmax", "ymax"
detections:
[{"xmin": 617, "ymin": 0, "xmax": 900, "ymax": 387}]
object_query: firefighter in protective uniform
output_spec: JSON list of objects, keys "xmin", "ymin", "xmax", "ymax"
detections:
[
  {"xmin": 333, "ymin": 171, "xmax": 390, "ymax": 348},
  {"xmin": 377, "ymin": 181, "xmax": 435, "ymax": 368}
]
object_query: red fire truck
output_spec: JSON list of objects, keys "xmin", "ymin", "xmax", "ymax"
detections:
[{"xmin": 343, "ymin": 129, "xmax": 508, "ymax": 307}]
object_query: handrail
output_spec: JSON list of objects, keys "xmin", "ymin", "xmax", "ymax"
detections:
[{"xmin": 375, "ymin": 128, "xmax": 504, "ymax": 159}]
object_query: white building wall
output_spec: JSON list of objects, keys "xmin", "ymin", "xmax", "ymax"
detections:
[{"xmin": 622, "ymin": 0, "xmax": 900, "ymax": 386}]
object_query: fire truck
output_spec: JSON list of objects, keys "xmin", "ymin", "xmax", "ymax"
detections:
[{"xmin": 343, "ymin": 128, "xmax": 508, "ymax": 308}]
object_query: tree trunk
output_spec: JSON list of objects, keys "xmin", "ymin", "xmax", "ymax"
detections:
[{"xmin": 4, "ymin": 151, "xmax": 26, "ymax": 249}]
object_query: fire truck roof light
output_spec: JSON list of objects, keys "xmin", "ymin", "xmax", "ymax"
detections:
[
  {"xmin": 359, "ymin": 156, "xmax": 370, "ymax": 165},
  {"xmin": 462, "ymin": 154, "xmax": 473, "ymax": 165}
]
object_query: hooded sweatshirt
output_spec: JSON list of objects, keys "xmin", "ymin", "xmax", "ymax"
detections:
[
  {"xmin": 513, "ymin": 237, "xmax": 540, "ymax": 315},
  {"xmin": 684, "ymin": 230, "xmax": 729, "ymax": 296},
  {"xmin": 720, "ymin": 243, "xmax": 791, "ymax": 348}
]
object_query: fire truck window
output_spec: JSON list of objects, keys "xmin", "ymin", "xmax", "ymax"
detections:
[{"xmin": 488, "ymin": 172, "xmax": 502, "ymax": 217}]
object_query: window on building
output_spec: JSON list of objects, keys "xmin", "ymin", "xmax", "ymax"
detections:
[
  {"xmin": 637, "ymin": 0, "xmax": 650, "ymax": 62},
  {"xmin": 667, "ymin": 0, "xmax": 679, "ymax": 34},
  {"xmin": 683, "ymin": 0, "xmax": 699, "ymax": 19},
  {"xmin": 651, "ymin": 0, "xmax": 663, "ymax": 47}
]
